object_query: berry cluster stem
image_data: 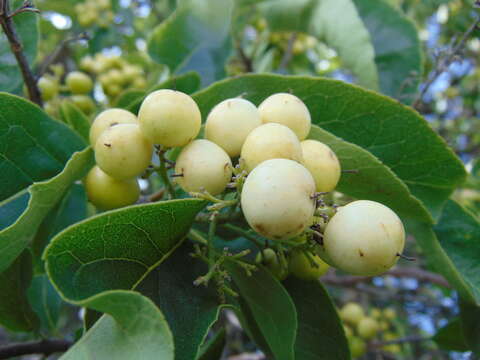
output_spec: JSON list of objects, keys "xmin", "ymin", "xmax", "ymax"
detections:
[{"xmin": 156, "ymin": 149, "xmax": 176, "ymax": 199}]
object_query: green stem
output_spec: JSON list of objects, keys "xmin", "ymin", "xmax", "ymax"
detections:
[
  {"xmin": 208, "ymin": 214, "xmax": 218, "ymax": 269},
  {"xmin": 222, "ymin": 224, "xmax": 264, "ymax": 251},
  {"xmin": 188, "ymin": 229, "xmax": 208, "ymax": 245},
  {"xmin": 157, "ymin": 152, "xmax": 176, "ymax": 199}
]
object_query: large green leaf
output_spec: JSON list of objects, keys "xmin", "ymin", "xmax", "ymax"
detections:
[
  {"xmin": 309, "ymin": 125, "xmax": 430, "ymax": 222},
  {"xmin": 0, "ymin": 93, "xmax": 85, "ymax": 202},
  {"xmin": 136, "ymin": 243, "xmax": 223, "ymax": 360},
  {"xmin": 45, "ymin": 199, "xmax": 205, "ymax": 301},
  {"xmin": 32, "ymin": 184, "xmax": 88, "ymax": 273},
  {"xmin": 228, "ymin": 264, "xmax": 297, "ymax": 360},
  {"xmin": 197, "ymin": 329, "xmax": 226, "ymax": 360},
  {"xmin": 0, "ymin": 0, "xmax": 39, "ymax": 93},
  {"xmin": 459, "ymin": 300, "xmax": 480, "ymax": 356},
  {"xmin": 193, "ymin": 74, "xmax": 466, "ymax": 219},
  {"xmin": 59, "ymin": 101, "xmax": 91, "ymax": 143},
  {"xmin": 0, "ymin": 148, "xmax": 94, "ymax": 273},
  {"xmin": 434, "ymin": 200, "xmax": 480, "ymax": 302},
  {"xmin": 0, "ymin": 250, "xmax": 39, "ymax": 332},
  {"xmin": 432, "ymin": 318, "xmax": 469, "ymax": 352},
  {"xmin": 147, "ymin": 0, "xmax": 234, "ymax": 85},
  {"xmin": 260, "ymin": 0, "xmax": 378, "ymax": 90},
  {"xmin": 283, "ymin": 278, "xmax": 350, "ymax": 360},
  {"xmin": 28, "ymin": 274, "xmax": 63, "ymax": 334},
  {"xmin": 114, "ymin": 72, "xmax": 201, "ymax": 114},
  {"xmin": 352, "ymin": 0, "xmax": 423, "ymax": 102},
  {"xmin": 61, "ymin": 291, "xmax": 174, "ymax": 360}
]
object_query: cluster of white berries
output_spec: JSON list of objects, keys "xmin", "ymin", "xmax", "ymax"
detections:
[{"xmin": 84, "ymin": 88, "xmax": 405, "ymax": 277}]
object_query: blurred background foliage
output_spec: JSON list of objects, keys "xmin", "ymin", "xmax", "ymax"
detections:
[{"xmin": 1, "ymin": 0, "xmax": 479, "ymax": 359}]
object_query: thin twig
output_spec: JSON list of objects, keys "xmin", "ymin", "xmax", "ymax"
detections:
[
  {"xmin": 0, "ymin": 339, "xmax": 73, "ymax": 359},
  {"xmin": 370, "ymin": 335, "xmax": 431, "ymax": 348},
  {"xmin": 235, "ymin": 39, "xmax": 253, "ymax": 73},
  {"xmin": 0, "ymin": 0, "xmax": 42, "ymax": 106},
  {"xmin": 413, "ymin": 15, "xmax": 480, "ymax": 108},
  {"xmin": 37, "ymin": 32, "xmax": 89, "ymax": 76},
  {"xmin": 278, "ymin": 32, "xmax": 297, "ymax": 72}
]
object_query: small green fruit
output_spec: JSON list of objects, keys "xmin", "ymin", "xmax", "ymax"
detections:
[
  {"xmin": 256, "ymin": 248, "xmax": 288, "ymax": 280},
  {"xmin": 357, "ymin": 317, "xmax": 379, "ymax": 340},
  {"xmin": 84, "ymin": 166, "xmax": 140, "ymax": 210},
  {"xmin": 38, "ymin": 77, "xmax": 58, "ymax": 101},
  {"xmin": 340, "ymin": 303, "xmax": 364, "ymax": 326},
  {"xmin": 289, "ymin": 249, "xmax": 329, "ymax": 280},
  {"xmin": 70, "ymin": 95, "xmax": 95, "ymax": 115},
  {"xmin": 66, "ymin": 71, "xmax": 93, "ymax": 94},
  {"xmin": 348, "ymin": 336, "xmax": 366, "ymax": 358}
]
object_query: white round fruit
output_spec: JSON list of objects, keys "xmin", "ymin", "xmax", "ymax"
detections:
[
  {"xmin": 89, "ymin": 108, "xmax": 138, "ymax": 145},
  {"xmin": 174, "ymin": 139, "xmax": 232, "ymax": 195},
  {"xmin": 138, "ymin": 89, "xmax": 201, "ymax": 147},
  {"xmin": 240, "ymin": 123, "xmax": 303, "ymax": 172},
  {"xmin": 241, "ymin": 159, "xmax": 316, "ymax": 240},
  {"xmin": 301, "ymin": 140, "xmax": 341, "ymax": 192},
  {"xmin": 258, "ymin": 93, "xmax": 311, "ymax": 140},
  {"xmin": 95, "ymin": 124, "xmax": 153, "ymax": 180},
  {"xmin": 84, "ymin": 166, "xmax": 140, "ymax": 210},
  {"xmin": 205, "ymin": 98, "xmax": 261, "ymax": 157},
  {"xmin": 324, "ymin": 200, "xmax": 405, "ymax": 276}
]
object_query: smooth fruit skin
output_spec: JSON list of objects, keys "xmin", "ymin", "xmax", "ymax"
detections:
[
  {"xmin": 256, "ymin": 248, "xmax": 288, "ymax": 280},
  {"xmin": 324, "ymin": 200, "xmax": 405, "ymax": 276},
  {"xmin": 205, "ymin": 98, "xmax": 261, "ymax": 157},
  {"xmin": 348, "ymin": 336, "xmax": 366, "ymax": 358},
  {"xmin": 241, "ymin": 159, "xmax": 316, "ymax": 240},
  {"xmin": 138, "ymin": 89, "xmax": 201, "ymax": 147},
  {"xmin": 174, "ymin": 139, "xmax": 232, "ymax": 195},
  {"xmin": 66, "ymin": 71, "xmax": 93, "ymax": 94},
  {"xmin": 38, "ymin": 77, "xmax": 58, "ymax": 101},
  {"xmin": 258, "ymin": 93, "xmax": 311, "ymax": 140},
  {"xmin": 289, "ymin": 249, "xmax": 329, "ymax": 280},
  {"xmin": 70, "ymin": 95, "xmax": 95, "ymax": 115},
  {"xmin": 301, "ymin": 140, "xmax": 341, "ymax": 192},
  {"xmin": 240, "ymin": 123, "xmax": 303, "ymax": 172},
  {"xmin": 340, "ymin": 303, "xmax": 365, "ymax": 325},
  {"xmin": 95, "ymin": 124, "xmax": 153, "ymax": 180},
  {"xmin": 357, "ymin": 317, "xmax": 379, "ymax": 340},
  {"xmin": 89, "ymin": 108, "xmax": 138, "ymax": 145},
  {"xmin": 84, "ymin": 166, "xmax": 140, "ymax": 210}
]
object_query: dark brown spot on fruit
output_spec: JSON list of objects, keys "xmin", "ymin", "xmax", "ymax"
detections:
[
  {"xmin": 111, "ymin": 122, "xmax": 118, "ymax": 126},
  {"xmin": 254, "ymin": 223, "xmax": 265, "ymax": 233},
  {"xmin": 358, "ymin": 250, "xmax": 364, "ymax": 257},
  {"xmin": 104, "ymin": 143, "xmax": 111, "ymax": 147}
]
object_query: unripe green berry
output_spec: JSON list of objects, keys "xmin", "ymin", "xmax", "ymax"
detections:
[
  {"xmin": 256, "ymin": 248, "xmax": 288, "ymax": 280},
  {"xmin": 240, "ymin": 123, "xmax": 303, "ymax": 172},
  {"xmin": 340, "ymin": 303, "xmax": 365, "ymax": 325},
  {"xmin": 89, "ymin": 108, "xmax": 138, "ymax": 145},
  {"xmin": 174, "ymin": 139, "xmax": 232, "ymax": 195},
  {"xmin": 95, "ymin": 124, "xmax": 153, "ymax": 180},
  {"xmin": 205, "ymin": 98, "xmax": 261, "ymax": 157},
  {"xmin": 324, "ymin": 200, "xmax": 405, "ymax": 276},
  {"xmin": 84, "ymin": 166, "xmax": 140, "ymax": 210},
  {"xmin": 289, "ymin": 249, "xmax": 329, "ymax": 280},
  {"xmin": 138, "ymin": 89, "xmax": 201, "ymax": 147},
  {"xmin": 348, "ymin": 336, "xmax": 366, "ymax": 358},
  {"xmin": 70, "ymin": 95, "xmax": 95, "ymax": 114},
  {"xmin": 241, "ymin": 159, "xmax": 316, "ymax": 240},
  {"xmin": 357, "ymin": 317, "xmax": 379, "ymax": 340},
  {"xmin": 38, "ymin": 77, "xmax": 58, "ymax": 101},
  {"xmin": 66, "ymin": 71, "xmax": 93, "ymax": 94},
  {"xmin": 383, "ymin": 308, "xmax": 396, "ymax": 320},
  {"xmin": 258, "ymin": 93, "xmax": 311, "ymax": 140},
  {"xmin": 301, "ymin": 140, "xmax": 341, "ymax": 192}
]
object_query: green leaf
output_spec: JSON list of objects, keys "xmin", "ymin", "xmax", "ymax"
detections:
[
  {"xmin": 193, "ymin": 74, "xmax": 466, "ymax": 219},
  {"xmin": 32, "ymin": 184, "xmax": 88, "ymax": 273},
  {"xmin": 0, "ymin": 93, "xmax": 86, "ymax": 202},
  {"xmin": 59, "ymin": 101, "xmax": 91, "ymax": 143},
  {"xmin": 147, "ymin": 0, "xmax": 234, "ymax": 85},
  {"xmin": 45, "ymin": 199, "xmax": 205, "ymax": 301},
  {"xmin": 459, "ymin": 300, "xmax": 480, "ymax": 356},
  {"xmin": 260, "ymin": 0, "xmax": 378, "ymax": 90},
  {"xmin": 197, "ymin": 329, "xmax": 226, "ymax": 360},
  {"xmin": 0, "ymin": 148, "xmax": 94, "ymax": 273},
  {"xmin": 283, "ymin": 278, "xmax": 350, "ymax": 360},
  {"xmin": 432, "ymin": 318, "xmax": 469, "ymax": 352},
  {"xmin": 228, "ymin": 264, "xmax": 297, "ymax": 360},
  {"xmin": 0, "ymin": 0, "xmax": 39, "ymax": 93},
  {"xmin": 136, "ymin": 243, "xmax": 223, "ymax": 360},
  {"xmin": 61, "ymin": 290, "xmax": 174, "ymax": 360},
  {"xmin": 406, "ymin": 220, "xmax": 476, "ymax": 304},
  {"xmin": 28, "ymin": 274, "xmax": 63, "ymax": 334},
  {"xmin": 0, "ymin": 250, "xmax": 39, "ymax": 332},
  {"xmin": 434, "ymin": 200, "xmax": 480, "ymax": 302},
  {"xmin": 114, "ymin": 72, "xmax": 201, "ymax": 114},
  {"xmin": 309, "ymin": 125, "xmax": 430, "ymax": 223},
  {"xmin": 352, "ymin": 0, "xmax": 423, "ymax": 103},
  {"xmin": 0, "ymin": 191, "xmax": 29, "ymax": 230}
]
